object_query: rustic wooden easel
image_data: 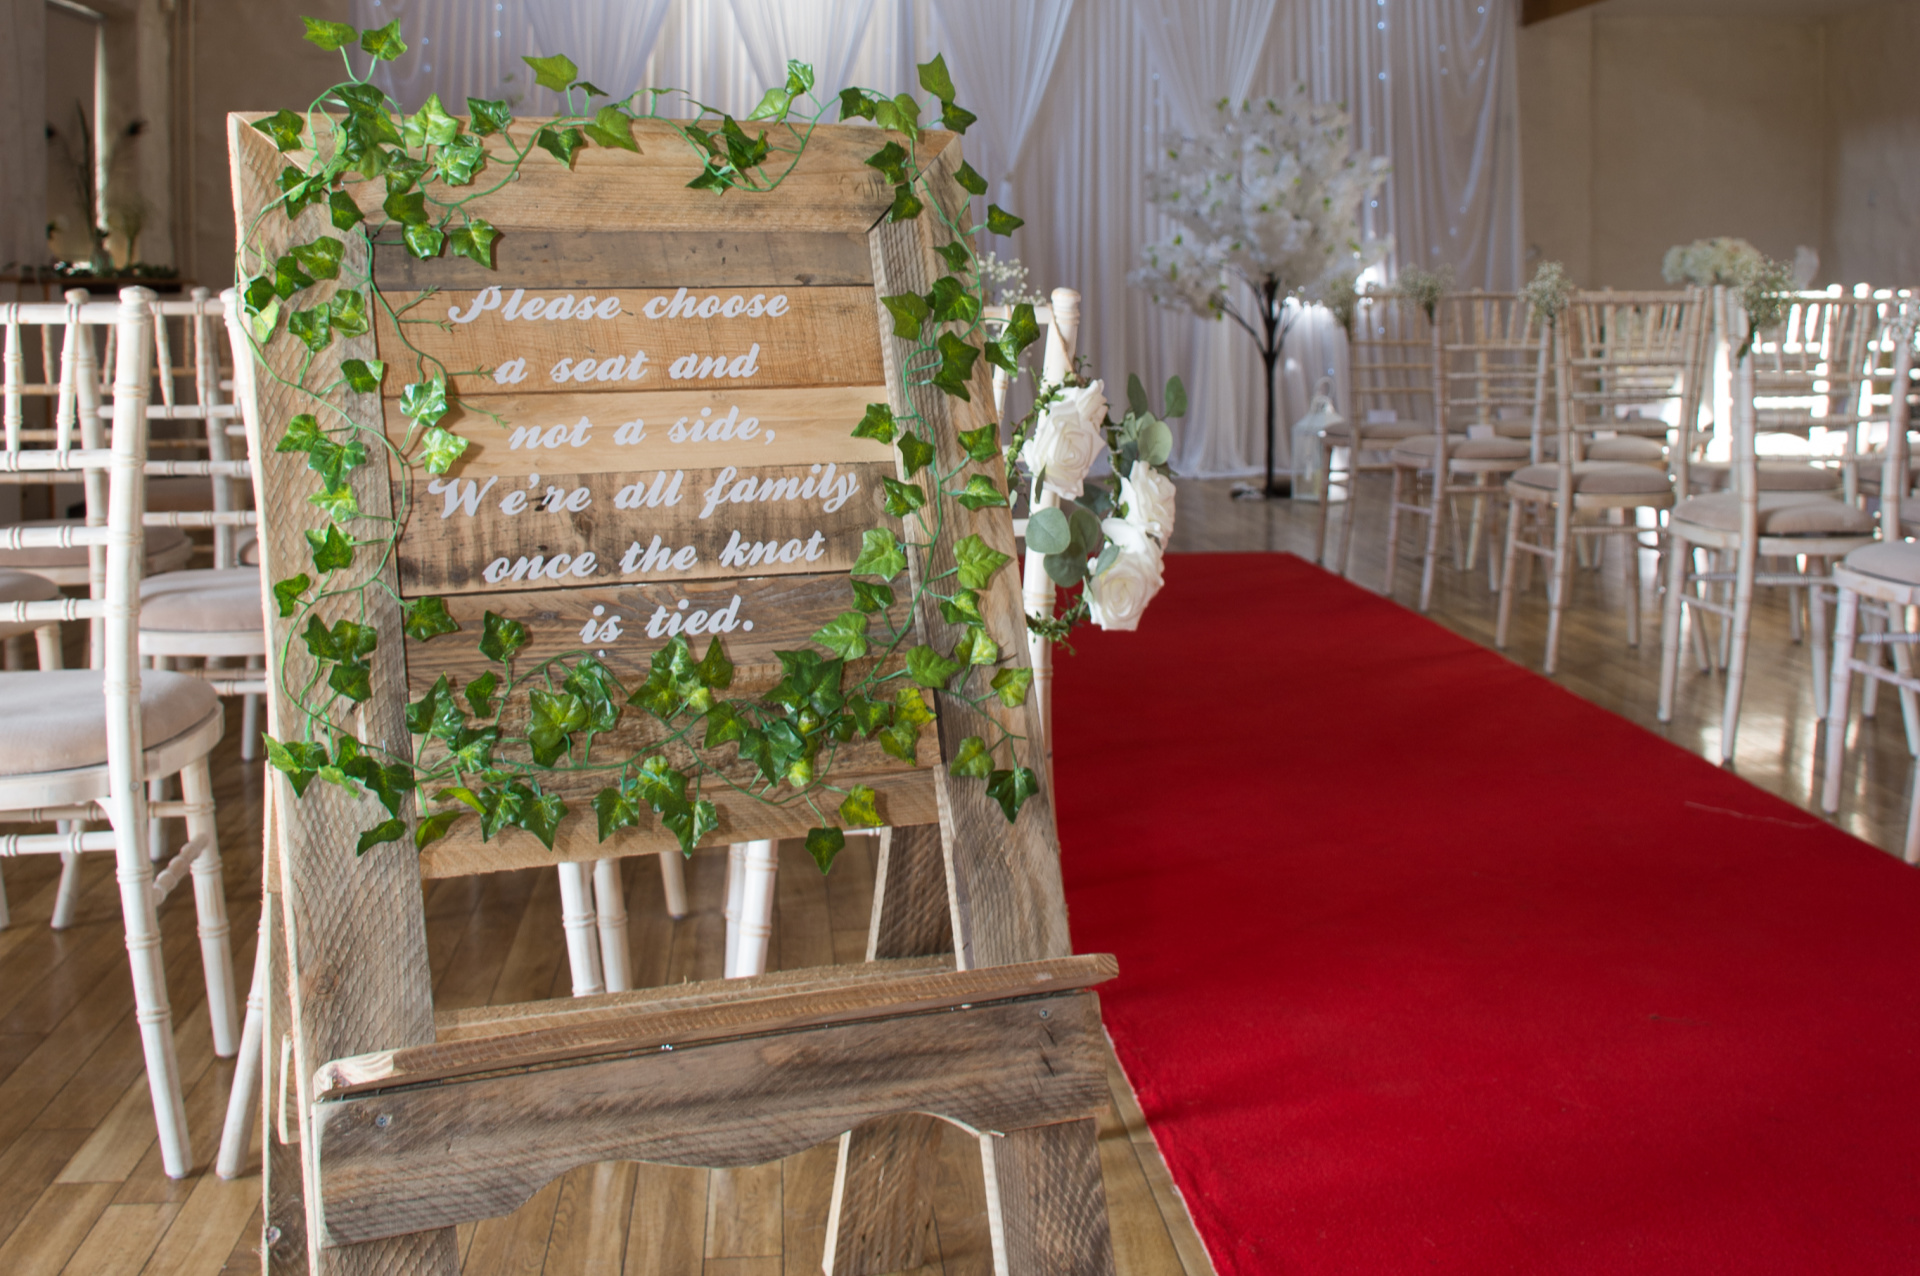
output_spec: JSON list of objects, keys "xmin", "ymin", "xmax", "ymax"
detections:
[{"xmin": 230, "ymin": 113, "xmax": 1118, "ymax": 1273}]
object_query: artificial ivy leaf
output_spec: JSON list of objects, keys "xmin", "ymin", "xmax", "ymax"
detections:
[
  {"xmin": 940, "ymin": 101, "xmax": 978, "ymax": 133},
  {"xmin": 812, "ymin": 610, "xmax": 869, "ymax": 661},
  {"xmin": 329, "ymin": 188, "xmax": 364, "ymax": 231},
  {"xmin": 418, "ymin": 425, "xmax": 468, "ymax": 475},
  {"xmin": 954, "ymin": 626, "xmax": 998, "ymax": 666},
  {"xmin": 329, "ymin": 288, "xmax": 370, "ymax": 337},
  {"xmin": 887, "ymin": 184, "xmax": 924, "ymax": 223},
  {"xmin": 839, "ymin": 88, "xmax": 877, "ymax": 121},
  {"xmin": 402, "ymin": 595, "xmax": 459, "ymax": 641},
  {"xmin": 873, "ymin": 94, "xmax": 921, "ymax": 140},
  {"xmin": 660, "ymin": 797, "xmax": 718, "ymax": 856},
  {"xmin": 593, "ymin": 786, "xmax": 643, "ymax": 841},
  {"xmin": 878, "ymin": 720, "xmax": 921, "ymax": 763},
  {"xmin": 356, "ymin": 818, "xmax": 407, "ymax": 856},
  {"xmin": 806, "ymin": 826, "xmax": 846, "ymax": 873},
  {"xmin": 951, "ymin": 474, "xmax": 1006, "ymax": 510},
  {"xmin": 246, "ymin": 295, "xmax": 280, "ymax": 343},
  {"xmin": 785, "ymin": 58, "xmax": 815, "ymax": 95},
  {"xmin": 841, "ymin": 786, "xmax": 884, "ymax": 831},
  {"xmin": 851, "ymin": 529, "xmax": 907, "ymax": 581},
  {"xmin": 934, "ymin": 240, "xmax": 972, "ymax": 272},
  {"xmin": 897, "ymin": 431, "xmax": 935, "ymax": 477},
  {"xmin": 272, "ymin": 254, "xmax": 314, "ymax": 299},
  {"xmin": 719, "ymin": 116, "xmax": 769, "ymax": 171},
  {"xmin": 584, "ymin": 104, "xmax": 639, "ymax": 151},
  {"xmin": 272, "ymin": 573, "xmax": 310, "ymax": 618},
  {"xmin": 447, "ymin": 217, "xmax": 498, "ymax": 266},
  {"xmin": 467, "ymin": 97, "xmax": 513, "ymax": 136},
  {"xmin": 360, "ymin": 19, "xmax": 407, "ymax": 61},
  {"xmin": 329, "ymin": 659, "xmax": 372, "ymax": 702},
  {"xmin": 533, "ymin": 125, "xmax": 585, "ymax": 167},
  {"xmin": 703, "ymin": 700, "xmax": 745, "ymax": 748},
  {"xmin": 383, "ymin": 188, "xmax": 427, "ymax": 225},
  {"xmin": 986, "ymin": 766, "xmax": 1041, "ymax": 821},
  {"xmin": 767, "ymin": 649, "xmax": 846, "ymax": 718},
  {"xmin": 844, "ymin": 693, "xmax": 891, "ymax": 737},
  {"xmin": 286, "ymin": 306, "xmax": 332, "ymax": 353},
  {"xmin": 477, "ymin": 782, "xmax": 528, "ymax": 841},
  {"xmin": 302, "ymin": 17, "xmax": 357, "ymax": 50},
  {"xmin": 927, "ymin": 275, "xmax": 982, "ymax": 325},
  {"xmin": 447, "ymin": 725, "xmax": 499, "ymax": 773},
  {"xmin": 933, "ymin": 332, "xmax": 981, "ymax": 400},
  {"xmin": 905, "ymin": 644, "xmax": 961, "ymax": 689},
  {"xmin": 399, "ymin": 378, "xmax": 449, "ymax": 426},
  {"xmin": 574, "ymin": 80, "xmax": 609, "ymax": 97},
  {"xmin": 307, "ymin": 435, "xmax": 367, "ymax": 489},
  {"xmin": 850, "ymin": 402, "xmax": 896, "ymax": 445},
  {"xmin": 242, "ymin": 276, "xmax": 277, "ymax": 316},
  {"xmin": 957, "ymin": 422, "xmax": 1001, "ymax": 463},
  {"xmin": 254, "ymin": 109, "xmax": 306, "ymax": 153},
  {"xmin": 881, "ymin": 477, "xmax": 926, "ymax": 517},
  {"xmin": 985, "ymin": 204, "xmax": 1025, "ymax": 236},
  {"xmin": 991, "ymin": 666, "xmax": 1034, "ymax": 708},
  {"xmin": 527, "ymin": 688, "xmax": 590, "ymax": 765},
  {"xmin": 278, "ymin": 166, "xmax": 323, "ymax": 219},
  {"xmin": 405, "ymin": 673, "xmax": 464, "ymax": 739},
  {"xmin": 564, "ymin": 657, "xmax": 625, "ymax": 733},
  {"xmin": 747, "ymin": 86, "xmax": 793, "ymax": 122},
  {"xmin": 403, "ymin": 222, "xmax": 445, "ymax": 260},
  {"xmin": 880, "ymin": 291, "xmax": 931, "ymax": 341},
  {"xmin": 917, "ymin": 53, "xmax": 957, "ymax": 102},
  {"xmin": 480, "ymin": 610, "xmax": 528, "ymax": 663},
  {"xmin": 263, "ymin": 736, "xmax": 330, "ymax": 797},
  {"xmin": 850, "ymin": 580, "xmax": 894, "ymax": 614},
  {"xmin": 954, "ymin": 534, "xmax": 1011, "ymax": 589},
  {"xmin": 939, "ymin": 589, "xmax": 984, "ymax": 626},
  {"xmin": 434, "ymin": 134, "xmax": 487, "ymax": 185},
  {"xmin": 894, "ymin": 685, "xmax": 935, "ymax": 726},
  {"xmin": 953, "ymin": 160, "xmax": 989, "ymax": 198},
  {"xmin": 864, "ymin": 140, "xmax": 909, "ymax": 184},
  {"xmin": 414, "ymin": 810, "xmax": 463, "ymax": 849},
  {"xmin": 1000, "ymin": 302, "xmax": 1041, "ymax": 356},
  {"xmin": 308, "ymin": 484, "xmax": 359, "ymax": 522},
  {"xmin": 403, "ymin": 93, "xmax": 461, "ymax": 149},
  {"xmin": 463, "ymin": 670, "xmax": 499, "ymax": 719},
  {"xmin": 948, "ymin": 735, "xmax": 993, "ymax": 779},
  {"xmin": 518, "ymin": 788, "xmax": 568, "ymax": 849},
  {"xmin": 340, "ymin": 357, "xmax": 386, "ymax": 394},
  {"xmin": 523, "ymin": 53, "xmax": 579, "ymax": 93},
  {"xmin": 696, "ymin": 637, "xmax": 734, "ymax": 689},
  {"xmin": 306, "ymin": 524, "xmax": 354, "ymax": 573}
]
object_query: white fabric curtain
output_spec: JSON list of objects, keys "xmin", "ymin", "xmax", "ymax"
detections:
[{"xmin": 345, "ymin": 0, "xmax": 1522, "ymax": 480}]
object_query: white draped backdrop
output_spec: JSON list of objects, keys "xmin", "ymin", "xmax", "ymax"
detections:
[{"xmin": 353, "ymin": 0, "xmax": 1522, "ymax": 476}]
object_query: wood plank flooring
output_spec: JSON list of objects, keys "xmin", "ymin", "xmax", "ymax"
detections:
[{"xmin": 6, "ymin": 474, "xmax": 1909, "ymax": 1274}]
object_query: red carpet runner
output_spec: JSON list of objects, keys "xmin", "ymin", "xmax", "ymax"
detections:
[{"xmin": 1051, "ymin": 553, "xmax": 1920, "ymax": 1275}]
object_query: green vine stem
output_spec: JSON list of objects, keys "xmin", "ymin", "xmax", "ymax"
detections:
[{"xmin": 245, "ymin": 20, "xmax": 1057, "ymax": 872}]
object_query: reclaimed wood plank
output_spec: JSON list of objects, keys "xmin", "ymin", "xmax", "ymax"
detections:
[{"xmin": 370, "ymin": 230, "xmax": 874, "ymax": 291}]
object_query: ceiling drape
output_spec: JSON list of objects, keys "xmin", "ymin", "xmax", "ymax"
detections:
[{"xmin": 350, "ymin": 0, "xmax": 1522, "ymax": 479}]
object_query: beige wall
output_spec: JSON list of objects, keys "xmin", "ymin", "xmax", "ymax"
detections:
[
  {"xmin": 1518, "ymin": 8, "xmax": 1832, "ymax": 289},
  {"xmin": 1823, "ymin": 0, "xmax": 1920, "ymax": 285}
]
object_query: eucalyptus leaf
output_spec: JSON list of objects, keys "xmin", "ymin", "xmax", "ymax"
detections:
[
  {"xmin": 1127, "ymin": 373, "xmax": 1150, "ymax": 418},
  {"xmin": 1164, "ymin": 375, "xmax": 1188, "ymax": 419}
]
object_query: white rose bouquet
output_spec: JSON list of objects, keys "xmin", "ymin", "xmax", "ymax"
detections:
[
  {"xmin": 1085, "ymin": 518, "xmax": 1165, "ymax": 632},
  {"xmin": 1027, "ymin": 380, "xmax": 1109, "ymax": 500}
]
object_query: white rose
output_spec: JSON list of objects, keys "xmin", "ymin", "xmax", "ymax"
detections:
[
  {"xmin": 1028, "ymin": 380, "xmax": 1108, "ymax": 500},
  {"xmin": 1086, "ymin": 517, "xmax": 1165, "ymax": 632},
  {"xmin": 1120, "ymin": 460, "xmax": 1176, "ymax": 543}
]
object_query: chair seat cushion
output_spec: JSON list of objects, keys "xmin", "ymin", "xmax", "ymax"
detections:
[
  {"xmin": 0, "ymin": 569, "xmax": 62, "ymax": 641},
  {"xmin": 1688, "ymin": 460, "xmax": 1839, "ymax": 492},
  {"xmin": 1585, "ymin": 436, "xmax": 1667, "ymax": 463},
  {"xmin": 0, "ymin": 669, "xmax": 219, "ymax": 776},
  {"xmin": 141, "ymin": 568, "xmax": 265, "ymax": 634},
  {"xmin": 1510, "ymin": 462, "xmax": 1673, "ymax": 496},
  {"xmin": 1845, "ymin": 541, "xmax": 1920, "ymax": 586},
  {"xmin": 1390, "ymin": 434, "xmax": 1532, "ymax": 467},
  {"xmin": 0, "ymin": 521, "xmax": 191, "ymax": 572},
  {"xmin": 1322, "ymin": 421, "xmax": 1431, "ymax": 442},
  {"xmin": 1672, "ymin": 491, "xmax": 1875, "ymax": 537}
]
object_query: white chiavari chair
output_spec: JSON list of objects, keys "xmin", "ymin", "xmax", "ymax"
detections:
[
  {"xmin": 1383, "ymin": 292, "xmax": 1544, "ymax": 610},
  {"xmin": 1497, "ymin": 290, "xmax": 1707, "ymax": 674},
  {"xmin": 1317, "ymin": 292, "xmax": 1435, "ymax": 579},
  {"xmin": 1658, "ymin": 287, "xmax": 1878, "ymax": 762},
  {"xmin": 0, "ymin": 287, "xmax": 239, "ymax": 1179}
]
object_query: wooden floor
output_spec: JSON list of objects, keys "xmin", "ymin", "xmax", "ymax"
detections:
[{"xmin": 4, "ymin": 474, "xmax": 1914, "ymax": 1275}]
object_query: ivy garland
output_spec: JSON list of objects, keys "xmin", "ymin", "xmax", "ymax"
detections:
[{"xmin": 244, "ymin": 19, "xmax": 1060, "ymax": 872}]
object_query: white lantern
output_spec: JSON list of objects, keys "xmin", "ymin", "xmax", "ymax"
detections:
[{"xmin": 1290, "ymin": 378, "xmax": 1344, "ymax": 503}]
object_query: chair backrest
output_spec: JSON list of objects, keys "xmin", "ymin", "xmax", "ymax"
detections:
[
  {"xmin": 1877, "ymin": 302, "xmax": 1916, "ymax": 542},
  {"xmin": 1432, "ymin": 292, "xmax": 1550, "ymax": 460},
  {"xmin": 1555, "ymin": 289, "xmax": 1706, "ymax": 489},
  {"xmin": 148, "ymin": 289, "xmax": 251, "ymax": 569},
  {"xmin": 1747, "ymin": 291, "xmax": 1886, "ymax": 433},
  {"xmin": 1351, "ymin": 292, "xmax": 1435, "ymax": 426}
]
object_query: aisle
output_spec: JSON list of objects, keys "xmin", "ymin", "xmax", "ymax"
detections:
[{"xmin": 1052, "ymin": 552, "xmax": 1920, "ymax": 1276}]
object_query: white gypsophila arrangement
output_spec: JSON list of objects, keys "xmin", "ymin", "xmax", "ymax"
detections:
[
  {"xmin": 1131, "ymin": 89, "xmax": 1389, "ymax": 498},
  {"xmin": 1662, "ymin": 237, "xmax": 1764, "ymax": 288},
  {"xmin": 1394, "ymin": 263, "xmax": 1454, "ymax": 322},
  {"xmin": 1523, "ymin": 260, "xmax": 1575, "ymax": 324},
  {"xmin": 1019, "ymin": 373, "xmax": 1185, "ymax": 640},
  {"xmin": 979, "ymin": 250, "xmax": 1046, "ymax": 307}
]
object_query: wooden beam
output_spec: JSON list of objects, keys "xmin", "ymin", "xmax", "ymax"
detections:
[
  {"xmin": 310, "ymin": 990, "xmax": 1110, "ymax": 1247},
  {"xmin": 1521, "ymin": 0, "xmax": 1606, "ymax": 25}
]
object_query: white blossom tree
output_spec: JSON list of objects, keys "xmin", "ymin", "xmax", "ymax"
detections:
[{"xmin": 1132, "ymin": 91, "xmax": 1389, "ymax": 497}]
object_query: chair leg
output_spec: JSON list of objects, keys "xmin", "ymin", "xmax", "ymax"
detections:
[
  {"xmin": 555, "ymin": 862, "xmax": 605, "ymax": 997},
  {"xmin": 1719, "ymin": 539, "xmax": 1759, "ymax": 764},
  {"xmin": 592, "ymin": 858, "xmax": 631, "ymax": 993},
  {"xmin": 727, "ymin": 839, "xmax": 778, "ymax": 979},
  {"xmin": 1544, "ymin": 503, "xmax": 1576, "ymax": 676},
  {"xmin": 1887, "ymin": 604, "xmax": 1920, "ymax": 758},
  {"xmin": 1382, "ymin": 466, "xmax": 1405, "ymax": 597},
  {"xmin": 1419, "ymin": 473, "xmax": 1445, "ymax": 613},
  {"xmin": 217, "ymin": 924, "xmax": 269, "ymax": 1180},
  {"xmin": 35, "ymin": 623, "xmax": 61, "ymax": 670},
  {"xmin": 241, "ymin": 693, "xmax": 261, "ymax": 763},
  {"xmin": 0, "ymin": 863, "xmax": 8, "ymax": 928},
  {"xmin": 1824, "ymin": 585, "xmax": 1861, "ymax": 813},
  {"xmin": 148, "ymin": 774, "xmax": 169, "ymax": 862},
  {"xmin": 1808, "ymin": 565, "xmax": 1831, "ymax": 720},
  {"xmin": 1658, "ymin": 529, "xmax": 1690, "ymax": 722},
  {"xmin": 1314, "ymin": 455, "xmax": 1335, "ymax": 566},
  {"xmin": 1862, "ymin": 607, "xmax": 1885, "ymax": 718},
  {"xmin": 110, "ymin": 793, "xmax": 192, "ymax": 1177},
  {"xmin": 182, "ymin": 760, "xmax": 239, "ymax": 1056},
  {"xmin": 723, "ymin": 842, "xmax": 747, "ymax": 975},
  {"xmin": 657, "ymin": 850, "xmax": 688, "ymax": 920},
  {"xmin": 1623, "ymin": 527, "xmax": 1641, "ymax": 648},
  {"xmin": 1496, "ymin": 494, "xmax": 1525, "ymax": 649},
  {"xmin": 1340, "ymin": 467, "xmax": 1363, "ymax": 581},
  {"xmin": 51, "ymin": 843, "xmax": 81, "ymax": 930}
]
